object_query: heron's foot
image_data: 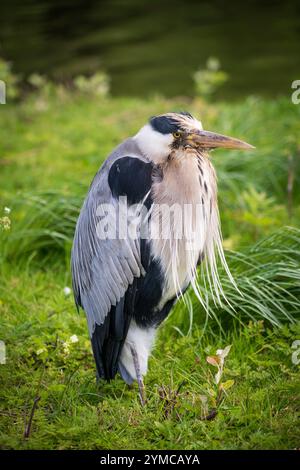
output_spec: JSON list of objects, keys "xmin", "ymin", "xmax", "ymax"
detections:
[
  {"xmin": 130, "ymin": 344, "xmax": 146, "ymax": 406},
  {"xmin": 138, "ymin": 376, "xmax": 146, "ymax": 407}
]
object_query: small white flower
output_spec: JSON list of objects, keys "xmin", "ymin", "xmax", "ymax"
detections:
[
  {"xmin": 214, "ymin": 345, "xmax": 231, "ymax": 385},
  {"xmin": 63, "ymin": 286, "xmax": 71, "ymax": 296},
  {"xmin": 69, "ymin": 334, "xmax": 78, "ymax": 343},
  {"xmin": 62, "ymin": 342, "xmax": 70, "ymax": 354},
  {"xmin": 36, "ymin": 348, "xmax": 46, "ymax": 355},
  {"xmin": 4, "ymin": 207, "xmax": 11, "ymax": 214},
  {"xmin": 216, "ymin": 345, "xmax": 231, "ymax": 363},
  {"xmin": 0, "ymin": 216, "xmax": 11, "ymax": 231}
]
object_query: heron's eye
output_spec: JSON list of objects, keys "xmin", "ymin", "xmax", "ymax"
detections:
[{"xmin": 173, "ymin": 131, "xmax": 181, "ymax": 139}]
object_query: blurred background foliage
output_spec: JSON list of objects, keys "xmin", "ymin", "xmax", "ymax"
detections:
[{"xmin": 1, "ymin": 0, "xmax": 300, "ymax": 99}]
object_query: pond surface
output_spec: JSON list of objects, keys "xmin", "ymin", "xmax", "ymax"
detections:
[{"xmin": 1, "ymin": 0, "xmax": 300, "ymax": 99}]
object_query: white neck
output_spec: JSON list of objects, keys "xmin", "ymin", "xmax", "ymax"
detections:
[{"xmin": 134, "ymin": 124, "xmax": 173, "ymax": 164}]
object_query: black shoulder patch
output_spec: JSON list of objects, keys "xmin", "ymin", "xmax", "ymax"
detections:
[
  {"xmin": 108, "ymin": 156, "xmax": 154, "ymax": 205},
  {"xmin": 150, "ymin": 115, "xmax": 179, "ymax": 134}
]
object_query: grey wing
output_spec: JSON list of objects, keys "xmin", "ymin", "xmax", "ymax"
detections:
[
  {"xmin": 71, "ymin": 139, "xmax": 149, "ymax": 338},
  {"xmin": 71, "ymin": 183, "xmax": 143, "ymax": 337}
]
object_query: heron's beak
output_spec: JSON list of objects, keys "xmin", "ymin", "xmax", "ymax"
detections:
[{"xmin": 185, "ymin": 130, "xmax": 254, "ymax": 150}]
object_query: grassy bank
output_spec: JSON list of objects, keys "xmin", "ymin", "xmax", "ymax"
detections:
[{"xmin": 0, "ymin": 86, "xmax": 299, "ymax": 449}]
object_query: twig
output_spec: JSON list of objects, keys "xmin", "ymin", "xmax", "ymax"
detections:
[
  {"xmin": 176, "ymin": 380, "xmax": 187, "ymax": 394},
  {"xmin": 287, "ymin": 154, "xmax": 294, "ymax": 220},
  {"xmin": 23, "ymin": 364, "xmax": 46, "ymax": 439},
  {"xmin": 24, "ymin": 396, "xmax": 41, "ymax": 438}
]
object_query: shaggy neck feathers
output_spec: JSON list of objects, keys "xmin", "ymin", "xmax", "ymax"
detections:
[{"xmin": 150, "ymin": 149, "xmax": 234, "ymax": 308}]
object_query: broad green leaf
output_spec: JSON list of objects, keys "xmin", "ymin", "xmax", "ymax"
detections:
[{"xmin": 220, "ymin": 380, "xmax": 235, "ymax": 391}]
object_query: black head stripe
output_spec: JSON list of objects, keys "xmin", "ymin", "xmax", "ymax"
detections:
[
  {"xmin": 178, "ymin": 111, "xmax": 193, "ymax": 119},
  {"xmin": 149, "ymin": 112, "xmax": 194, "ymax": 134},
  {"xmin": 150, "ymin": 115, "xmax": 180, "ymax": 134}
]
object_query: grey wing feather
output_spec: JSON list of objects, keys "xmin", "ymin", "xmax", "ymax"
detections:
[{"xmin": 71, "ymin": 138, "xmax": 148, "ymax": 337}]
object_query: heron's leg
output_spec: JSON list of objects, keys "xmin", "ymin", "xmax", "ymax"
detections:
[{"xmin": 130, "ymin": 344, "xmax": 146, "ymax": 406}]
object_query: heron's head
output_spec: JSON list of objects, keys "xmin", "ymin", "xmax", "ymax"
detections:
[{"xmin": 134, "ymin": 112, "xmax": 253, "ymax": 164}]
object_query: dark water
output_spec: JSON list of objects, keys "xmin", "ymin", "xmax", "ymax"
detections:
[{"xmin": 1, "ymin": 0, "xmax": 300, "ymax": 99}]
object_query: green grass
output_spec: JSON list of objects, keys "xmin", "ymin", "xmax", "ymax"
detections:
[
  {"xmin": 0, "ymin": 267, "xmax": 299, "ymax": 449},
  {"xmin": 0, "ymin": 85, "xmax": 300, "ymax": 449}
]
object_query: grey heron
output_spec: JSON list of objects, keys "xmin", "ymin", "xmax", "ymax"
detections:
[{"xmin": 71, "ymin": 112, "xmax": 253, "ymax": 404}]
